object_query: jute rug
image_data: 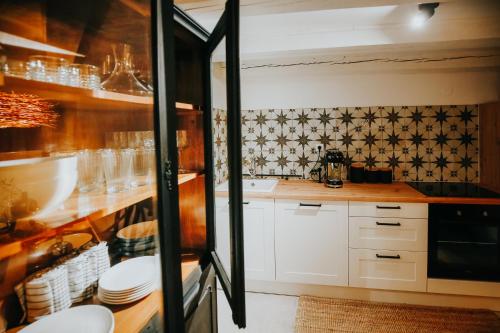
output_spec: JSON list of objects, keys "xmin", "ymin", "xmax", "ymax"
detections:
[{"xmin": 295, "ymin": 296, "xmax": 500, "ymax": 333}]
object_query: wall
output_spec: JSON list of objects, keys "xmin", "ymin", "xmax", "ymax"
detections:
[
  {"xmin": 240, "ymin": 68, "xmax": 499, "ymax": 109},
  {"xmin": 479, "ymin": 102, "xmax": 500, "ymax": 192},
  {"xmin": 237, "ymin": 105, "xmax": 479, "ymax": 182}
]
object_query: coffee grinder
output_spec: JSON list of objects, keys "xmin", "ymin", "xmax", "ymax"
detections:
[{"xmin": 324, "ymin": 149, "xmax": 345, "ymax": 188}]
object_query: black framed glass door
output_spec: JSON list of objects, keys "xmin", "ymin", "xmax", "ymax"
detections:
[{"xmin": 204, "ymin": 0, "xmax": 246, "ymax": 328}]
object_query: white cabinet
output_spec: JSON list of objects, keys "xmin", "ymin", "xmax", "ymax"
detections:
[
  {"xmin": 349, "ymin": 217, "xmax": 428, "ymax": 251},
  {"xmin": 214, "ymin": 198, "xmax": 275, "ymax": 281},
  {"xmin": 349, "ymin": 248, "xmax": 427, "ymax": 292},
  {"xmin": 275, "ymin": 200, "xmax": 348, "ymax": 286},
  {"xmin": 242, "ymin": 199, "xmax": 275, "ymax": 281},
  {"xmin": 349, "ymin": 202, "xmax": 428, "ymax": 219},
  {"xmin": 348, "ymin": 201, "xmax": 429, "ymax": 292}
]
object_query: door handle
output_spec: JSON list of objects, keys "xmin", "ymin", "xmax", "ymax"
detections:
[
  {"xmin": 376, "ymin": 254, "xmax": 401, "ymax": 259},
  {"xmin": 376, "ymin": 221, "xmax": 401, "ymax": 226},
  {"xmin": 376, "ymin": 205, "xmax": 401, "ymax": 210},
  {"xmin": 299, "ymin": 203, "xmax": 322, "ymax": 207},
  {"xmin": 243, "ymin": 202, "xmax": 250, "ymax": 205}
]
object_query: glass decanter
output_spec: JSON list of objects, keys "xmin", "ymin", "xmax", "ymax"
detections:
[{"xmin": 100, "ymin": 43, "xmax": 151, "ymax": 96}]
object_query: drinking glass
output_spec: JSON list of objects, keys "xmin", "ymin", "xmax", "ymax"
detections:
[
  {"xmin": 131, "ymin": 148, "xmax": 155, "ymax": 187},
  {"xmin": 101, "ymin": 149, "xmax": 133, "ymax": 193},
  {"xmin": 27, "ymin": 55, "xmax": 69, "ymax": 84},
  {"xmin": 76, "ymin": 150, "xmax": 103, "ymax": 192},
  {"xmin": 68, "ymin": 64, "xmax": 101, "ymax": 89}
]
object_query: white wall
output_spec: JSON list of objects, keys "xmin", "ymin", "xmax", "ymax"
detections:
[{"xmin": 240, "ymin": 66, "xmax": 500, "ymax": 109}]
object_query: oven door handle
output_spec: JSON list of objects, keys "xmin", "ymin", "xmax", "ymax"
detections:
[
  {"xmin": 376, "ymin": 253, "xmax": 401, "ymax": 260},
  {"xmin": 376, "ymin": 221, "xmax": 401, "ymax": 226}
]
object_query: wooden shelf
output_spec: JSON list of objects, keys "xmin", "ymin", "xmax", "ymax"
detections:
[
  {"xmin": 0, "ymin": 174, "xmax": 200, "ymax": 260},
  {"xmin": 0, "ymin": 74, "xmax": 153, "ymax": 111},
  {"xmin": 7, "ymin": 260, "xmax": 200, "ymax": 333},
  {"xmin": 0, "ymin": 74, "xmax": 205, "ymax": 114}
]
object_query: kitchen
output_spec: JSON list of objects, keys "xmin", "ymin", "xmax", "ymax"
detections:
[{"xmin": 1, "ymin": 0, "xmax": 500, "ymax": 333}]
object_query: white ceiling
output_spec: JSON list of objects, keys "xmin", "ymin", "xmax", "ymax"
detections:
[{"xmin": 177, "ymin": 0, "xmax": 500, "ymax": 70}]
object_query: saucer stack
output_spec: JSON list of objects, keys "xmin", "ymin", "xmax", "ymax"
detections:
[
  {"xmin": 116, "ymin": 221, "xmax": 157, "ymax": 257},
  {"xmin": 97, "ymin": 256, "xmax": 156, "ymax": 305}
]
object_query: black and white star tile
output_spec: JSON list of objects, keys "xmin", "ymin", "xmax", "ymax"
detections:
[{"xmin": 214, "ymin": 105, "xmax": 479, "ymax": 182}]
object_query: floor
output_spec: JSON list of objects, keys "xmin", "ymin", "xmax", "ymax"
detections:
[{"xmin": 217, "ymin": 291, "xmax": 298, "ymax": 333}]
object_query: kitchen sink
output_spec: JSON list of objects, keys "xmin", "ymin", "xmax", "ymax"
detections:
[{"xmin": 215, "ymin": 179, "xmax": 278, "ymax": 193}]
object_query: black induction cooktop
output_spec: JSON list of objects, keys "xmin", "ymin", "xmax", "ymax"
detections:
[{"xmin": 406, "ymin": 182, "xmax": 500, "ymax": 198}]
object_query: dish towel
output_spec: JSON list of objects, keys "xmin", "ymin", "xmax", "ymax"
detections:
[{"xmin": 15, "ymin": 242, "xmax": 110, "ymax": 323}]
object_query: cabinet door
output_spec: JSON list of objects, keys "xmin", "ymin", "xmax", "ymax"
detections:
[
  {"xmin": 243, "ymin": 199, "xmax": 275, "ymax": 281},
  {"xmin": 349, "ymin": 248, "xmax": 427, "ymax": 292},
  {"xmin": 216, "ymin": 198, "xmax": 275, "ymax": 281},
  {"xmin": 275, "ymin": 200, "xmax": 348, "ymax": 286},
  {"xmin": 349, "ymin": 217, "xmax": 428, "ymax": 251}
]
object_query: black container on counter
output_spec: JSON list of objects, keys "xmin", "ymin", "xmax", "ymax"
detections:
[
  {"xmin": 350, "ymin": 163, "xmax": 365, "ymax": 183},
  {"xmin": 378, "ymin": 167, "xmax": 393, "ymax": 184},
  {"xmin": 365, "ymin": 167, "xmax": 379, "ymax": 183}
]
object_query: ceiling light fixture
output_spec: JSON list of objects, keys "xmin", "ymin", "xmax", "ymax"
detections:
[{"xmin": 411, "ymin": 2, "xmax": 439, "ymax": 29}]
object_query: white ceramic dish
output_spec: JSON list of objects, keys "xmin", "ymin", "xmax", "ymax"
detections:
[
  {"xmin": 97, "ymin": 289, "xmax": 153, "ymax": 305},
  {"xmin": 98, "ymin": 256, "xmax": 155, "ymax": 292},
  {"xmin": 20, "ymin": 305, "xmax": 114, "ymax": 333},
  {"xmin": 98, "ymin": 281, "xmax": 154, "ymax": 296},
  {"xmin": 0, "ymin": 156, "xmax": 77, "ymax": 219}
]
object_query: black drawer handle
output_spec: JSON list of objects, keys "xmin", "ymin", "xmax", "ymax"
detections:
[
  {"xmin": 376, "ymin": 221, "xmax": 401, "ymax": 226},
  {"xmin": 376, "ymin": 205, "xmax": 401, "ymax": 210},
  {"xmin": 299, "ymin": 203, "xmax": 322, "ymax": 207},
  {"xmin": 376, "ymin": 254, "xmax": 401, "ymax": 259},
  {"xmin": 243, "ymin": 202, "xmax": 250, "ymax": 205}
]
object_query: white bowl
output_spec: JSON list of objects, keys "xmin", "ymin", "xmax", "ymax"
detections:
[
  {"xmin": 0, "ymin": 156, "xmax": 77, "ymax": 219},
  {"xmin": 20, "ymin": 305, "xmax": 114, "ymax": 333}
]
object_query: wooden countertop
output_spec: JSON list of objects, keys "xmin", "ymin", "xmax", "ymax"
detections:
[
  {"xmin": 241, "ymin": 180, "xmax": 500, "ymax": 205},
  {"xmin": 7, "ymin": 260, "xmax": 199, "ymax": 333}
]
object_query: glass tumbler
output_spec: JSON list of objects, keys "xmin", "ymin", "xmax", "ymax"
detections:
[
  {"xmin": 27, "ymin": 55, "xmax": 69, "ymax": 84},
  {"xmin": 76, "ymin": 150, "xmax": 103, "ymax": 192},
  {"xmin": 101, "ymin": 149, "xmax": 133, "ymax": 193},
  {"xmin": 131, "ymin": 148, "xmax": 155, "ymax": 187},
  {"xmin": 68, "ymin": 64, "xmax": 101, "ymax": 89}
]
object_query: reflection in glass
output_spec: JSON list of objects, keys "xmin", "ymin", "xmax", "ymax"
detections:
[{"xmin": 211, "ymin": 37, "xmax": 232, "ymax": 280}]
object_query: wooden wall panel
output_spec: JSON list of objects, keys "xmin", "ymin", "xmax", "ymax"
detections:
[
  {"xmin": 179, "ymin": 175, "xmax": 206, "ymax": 252},
  {"xmin": 479, "ymin": 102, "xmax": 500, "ymax": 192}
]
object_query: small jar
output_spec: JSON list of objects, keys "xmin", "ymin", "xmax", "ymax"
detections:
[
  {"xmin": 379, "ymin": 167, "xmax": 393, "ymax": 184},
  {"xmin": 350, "ymin": 163, "xmax": 365, "ymax": 183},
  {"xmin": 365, "ymin": 167, "xmax": 379, "ymax": 183}
]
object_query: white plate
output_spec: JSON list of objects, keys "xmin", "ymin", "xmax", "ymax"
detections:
[
  {"xmin": 98, "ymin": 281, "xmax": 153, "ymax": 296},
  {"xmin": 97, "ymin": 289, "xmax": 153, "ymax": 305},
  {"xmin": 20, "ymin": 305, "xmax": 114, "ymax": 333},
  {"xmin": 98, "ymin": 256, "xmax": 155, "ymax": 293}
]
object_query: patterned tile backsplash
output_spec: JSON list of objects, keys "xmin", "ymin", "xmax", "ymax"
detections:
[{"xmin": 213, "ymin": 105, "xmax": 479, "ymax": 183}]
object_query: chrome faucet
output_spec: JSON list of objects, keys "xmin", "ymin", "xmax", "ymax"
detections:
[{"xmin": 247, "ymin": 154, "xmax": 258, "ymax": 179}]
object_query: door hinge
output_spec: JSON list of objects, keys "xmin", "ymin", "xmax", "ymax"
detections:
[{"xmin": 164, "ymin": 160, "xmax": 174, "ymax": 191}]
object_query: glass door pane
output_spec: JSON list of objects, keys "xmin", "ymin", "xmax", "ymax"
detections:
[
  {"xmin": 211, "ymin": 37, "xmax": 232, "ymax": 278},
  {"xmin": 0, "ymin": 1, "xmax": 173, "ymax": 331},
  {"xmin": 206, "ymin": 0, "xmax": 245, "ymax": 327}
]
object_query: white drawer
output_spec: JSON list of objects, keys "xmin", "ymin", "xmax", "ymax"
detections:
[
  {"xmin": 349, "ymin": 202, "xmax": 428, "ymax": 219},
  {"xmin": 349, "ymin": 248, "xmax": 427, "ymax": 292},
  {"xmin": 349, "ymin": 217, "xmax": 428, "ymax": 251}
]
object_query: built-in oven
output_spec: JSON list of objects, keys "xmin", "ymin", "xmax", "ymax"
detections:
[{"xmin": 428, "ymin": 204, "xmax": 500, "ymax": 282}]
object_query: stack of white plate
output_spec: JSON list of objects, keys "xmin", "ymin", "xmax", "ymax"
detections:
[{"xmin": 97, "ymin": 256, "xmax": 156, "ymax": 305}]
